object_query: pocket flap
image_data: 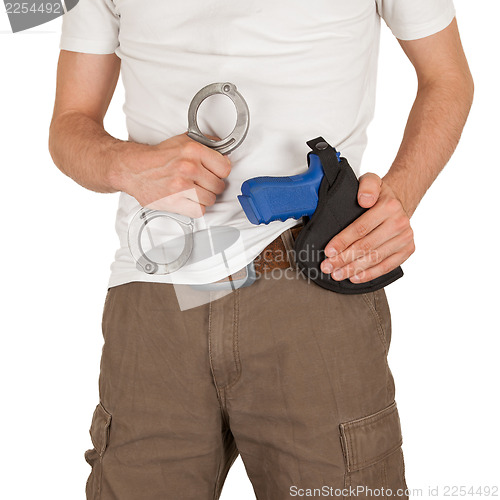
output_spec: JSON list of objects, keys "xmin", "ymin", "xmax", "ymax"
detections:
[
  {"xmin": 339, "ymin": 401, "xmax": 402, "ymax": 472},
  {"xmin": 89, "ymin": 402, "xmax": 112, "ymax": 456}
]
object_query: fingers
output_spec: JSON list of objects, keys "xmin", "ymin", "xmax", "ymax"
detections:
[
  {"xmin": 324, "ymin": 206, "xmax": 386, "ymax": 258},
  {"xmin": 184, "ymin": 185, "xmax": 216, "ymax": 208},
  {"xmin": 181, "ymin": 135, "xmax": 232, "ymax": 180},
  {"xmin": 357, "ymin": 173, "xmax": 382, "ymax": 208},
  {"xmin": 192, "ymin": 166, "xmax": 227, "ymax": 195},
  {"xmin": 324, "ymin": 196, "xmax": 407, "ymax": 258},
  {"xmin": 321, "ymin": 228, "xmax": 414, "ymax": 280},
  {"xmin": 349, "ymin": 250, "xmax": 412, "ymax": 284},
  {"xmin": 323, "ymin": 212, "xmax": 412, "ymax": 269},
  {"xmin": 201, "ymin": 149, "xmax": 231, "ymax": 180}
]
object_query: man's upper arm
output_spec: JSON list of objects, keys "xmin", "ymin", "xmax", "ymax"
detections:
[
  {"xmin": 52, "ymin": 51, "xmax": 121, "ymax": 125},
  {"xmin": 376, "ymin": 0, "xmax": 471, "ymax": 89},
  {"xmin": 52, "ymin": 0, "xmax": 121, "ymax": 124},
  {"xmin": 397, "ymin": 19, "xmax": 473, "ymax": 88}
]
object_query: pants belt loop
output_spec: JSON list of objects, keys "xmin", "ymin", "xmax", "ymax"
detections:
[{"xmin": 280, "ymin": 228, "xmax": 297, "ymax": 270}]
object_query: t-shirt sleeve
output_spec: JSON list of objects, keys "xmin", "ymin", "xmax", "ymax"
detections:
[
  {"xmin": 375, "ymin": 0, "xmax": 456, "ymax": 41},
  {"xmin": 59, "ymin": 0, "xmax": 120, "ymax": 54}
]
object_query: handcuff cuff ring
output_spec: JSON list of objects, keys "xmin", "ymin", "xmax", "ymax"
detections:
[
  {"xmin": 187, "ymin": 82, "xmax": 250, "ymax": 155},
  {"xmin": 127, "ymin": 209, "xmax": 194, "ymax": 275}
]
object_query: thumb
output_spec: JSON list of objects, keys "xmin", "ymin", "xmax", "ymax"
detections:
[{"xmin": 357, "ymin": 173, "xmax": 382, "ymax": 208}]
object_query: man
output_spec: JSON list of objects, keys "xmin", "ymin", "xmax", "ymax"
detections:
[{"xmin": 49, "ymin": 0, "xmax": 473, "ymax": 499}]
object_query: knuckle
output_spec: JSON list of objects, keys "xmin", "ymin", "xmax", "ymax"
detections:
[
  {"xmin": 169, "ymin": 177, "xmax": 182, "ymax": 191},
  {"xmin": 385, "ymin": 198, "xmax": 402, "ymax": 214},
  {"xmin": 336, "ymin": 236, "xmax": 348, "ymax": 251},
  {"xmin": 177, "ymin": 160, "xmax": 196, "ymax": 177},
  {"xmin": 394, "ymin": 215, "xmax": 410, "ymax": 231},
  {"xmin": 182, "ymin": 140, "xmax": 202, "ymax": 157},
  {"xmin": 366, "ymin": 248, "xmax": 381, "ymax": 264},
  {"xmin": 355, "ymin": 221, "xmax": 369, "ymax": 237},
  {"xmin": 334, "ymin": 254, "xmax": 346, "ymax": 267},
  {"xmin": 403, "ymin": 226, "xmax": 414, "ymax": 242},
  {"xmin": 358, "ymin": 238, "xmax": 372, "ymax": 255},
  {"xmin": 171, "ymin": 177, "xmax": 189, "ymax": 192}
]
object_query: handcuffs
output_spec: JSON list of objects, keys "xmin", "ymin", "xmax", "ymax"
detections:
[{"xmin": 128, "ymin": 82, "xmax": 250, "ymax": 275}]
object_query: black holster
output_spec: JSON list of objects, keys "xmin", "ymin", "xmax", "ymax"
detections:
[{"xmin": 293, "ymin": 137, "xmax": 403, "ymax": 294}]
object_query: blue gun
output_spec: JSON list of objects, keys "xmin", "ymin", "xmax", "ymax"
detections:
[{"xmin": 238, "ymin": 151, "xmax": 340, "ymax": 225}]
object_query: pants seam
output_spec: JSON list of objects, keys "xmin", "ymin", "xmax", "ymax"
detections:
[
  {"xmin": 208, "ymin": 295, "xmax": 225, "ymax": 409},
  {"xmin": 224, "ymin": 289, "xmax": 242, "ymax": 390},
  {"xmin": 212, "ymin": 387, "xmax": 227, "ymax": 500}
]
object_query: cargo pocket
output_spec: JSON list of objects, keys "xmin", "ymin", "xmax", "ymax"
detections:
[
  {"xmin": 339, "ymin": 401, "xmax": 408, "ymax": 499},
  {"xmin": 84, "ymin": 402, "xmax": 112, "ymax": 500}
]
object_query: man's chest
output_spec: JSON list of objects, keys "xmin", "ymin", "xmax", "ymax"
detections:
[{"xmin": 113, "ymin": 0, "xmax": 378, "ymax": 53}]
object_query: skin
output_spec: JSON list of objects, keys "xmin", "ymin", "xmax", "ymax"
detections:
[
  {"xmin": 322, "ymin": 18, "xmax": 474, "ymax": 283},
  {"xmin": 49, "ymin": 18, "xmax": 473, "ymax": 281}
]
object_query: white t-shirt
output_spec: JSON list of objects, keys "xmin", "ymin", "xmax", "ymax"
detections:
[{"xmin": 60, "ymin": 0, "xmax": 455, "ymax": 287}]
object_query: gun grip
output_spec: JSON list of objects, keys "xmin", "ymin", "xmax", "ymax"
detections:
[{"xmin": 238, "ymin": 154, "xmax": 326, "ymax": 225}]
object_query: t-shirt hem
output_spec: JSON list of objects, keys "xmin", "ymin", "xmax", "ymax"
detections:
[
  {"xmin": 59, "ymin": 36, "xmax": 119, "ymax": 55},
  {"xmin": 390, "ymin": 7, "xmax": 456, "ymax": 41},
  {"xmin": 107, "ymin": 219, "xmax": 300, "ymax": 289}
]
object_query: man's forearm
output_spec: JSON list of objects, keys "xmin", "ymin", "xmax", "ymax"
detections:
[
  {"xmin": 48, "ymin": 111, "xmax": 147, "ymax": 194},
  {"xmin": 321, "ymin": 21, "xmax": 473, "ymax": 281},
  {"xmin": 383, "ymin": 75, "xmax": 474, "ymax": 218}
]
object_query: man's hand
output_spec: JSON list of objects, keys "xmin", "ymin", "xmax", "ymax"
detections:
[
  {"xmin": 320, "ymin": 173, "xmax": 415, "ymax": 283},
  {"xmin": 112, "ymin": 132, "xmax": 231, "ymax": 218}
]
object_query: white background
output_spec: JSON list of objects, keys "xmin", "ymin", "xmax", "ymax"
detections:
[{"xmin": 0, "ymin": 1, "xmax": 499, "ymax": 498}]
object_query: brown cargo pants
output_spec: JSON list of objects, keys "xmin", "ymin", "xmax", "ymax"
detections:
[{"xmin": 84, "ymin": 231, "xmax": 408, "ymax": 500}]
